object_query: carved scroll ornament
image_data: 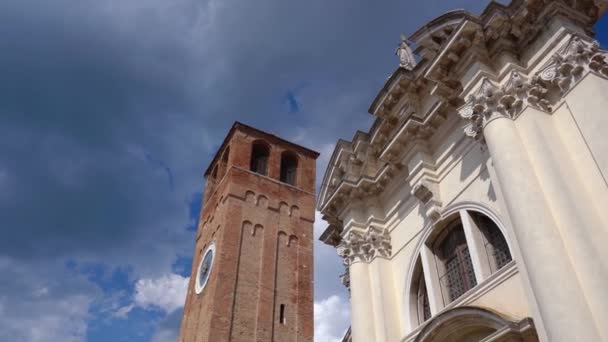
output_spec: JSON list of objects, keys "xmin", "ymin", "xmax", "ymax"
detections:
[
  {"xmin": 458, "ymin": 74, "xmax": 551, "ymax": 141},
  {"xmin": 459, "ymin": 35, "xmax": 608, "ymax": 142},
  {"xmin": 336, "ymin": 226, "xmax": 391, "ymax": 266},
  {"xmin": 536, "ymin": 36, "xmax": 608, "ymax": 94}
]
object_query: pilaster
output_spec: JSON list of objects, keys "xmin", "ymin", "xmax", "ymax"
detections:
[
  {"xmin": 337, "ymin": 226, "xmax": 392, "ymax": 342},
  {"xmin": 479, "ymin": 112, "xmax": 601, "ymax": 342}
]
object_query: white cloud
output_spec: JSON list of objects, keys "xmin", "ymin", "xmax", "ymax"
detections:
[
  {"xmin": 112, "ymin": 304, "xmax": 135, "ymax": 319},
  {"xmin": 131, "ymin": 273, "xmax": 189, "ymax": 314},
  {"xmin": 151, "ymin": 327, "xmax": 179, "ymax": 342},
  {"xmin": 0, "ymin": 257, "xmax": 96, "ymax": 342},
  {"xmin": 23, "ymin": 295, "xmax": 91, "ymax": 342},
  {"xmin": 314, "ymin": 295, "xmax": 351, "ymax": 342}
]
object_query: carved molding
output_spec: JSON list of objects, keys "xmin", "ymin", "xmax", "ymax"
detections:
[
  {"xmin": 411, "ymin": 180, "xmax": 442, "ymax": 222},
  {"xmin": 458, "ymin": 73, "xmax": 551, "ymax": 141},
  {"xmin": 536, "ymin": 35, "xmax": 608, "ymax": 94},
  {"xmin": 339, "ymin": 267, "xmax": 350, "ymax": 290},
  {"xmin": 337, "ymin": 226, "xmax": 392, "ymax": 265}
]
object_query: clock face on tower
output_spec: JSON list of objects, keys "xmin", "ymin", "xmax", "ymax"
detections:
[{"xmin": 195, "ymin": 243, "xmax": 215, "ymax": 294}]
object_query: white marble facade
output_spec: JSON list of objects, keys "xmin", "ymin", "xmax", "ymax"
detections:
[{"xmin": 317, "ymin": 1, "xmax": 608, "ymax": 341}]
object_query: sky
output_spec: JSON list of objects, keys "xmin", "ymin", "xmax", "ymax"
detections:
[{"xmin": 1, "ymin": 1, "xmax": 607, "ymax": 341}]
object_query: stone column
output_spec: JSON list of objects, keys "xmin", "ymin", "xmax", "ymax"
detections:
[
  {"xmin": 349, "ymin": 262, "xmax": 377, "ymax": 342},
  {"xmin": 482, "ymin": 114, "xmax": 601, "ymax": 342},
  {"xmin": 368, "ymin": 260, "xmax": 388, "ymax": 342},
  {"xmin": 337, "ymin": 226, "xmax": 392, "ymax": 342},
  {"xmin": 517, "ymin": 106, "xmax": 608, "ymax": 340}
]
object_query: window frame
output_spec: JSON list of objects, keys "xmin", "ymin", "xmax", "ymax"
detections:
[
  {"xmin": 280, "ymin": 151, "xmax": 298, "ymax": 186},
  {"xmin": 408, "ymin": 208, "xmax": 515, "ymax": 328},
  {"xmin": 433, "ymin": 221, "xmax": 477, "ymax": 303},
  {"xmin": 250, "ymin": 141, "xmax": 270, "ymax": 176}
]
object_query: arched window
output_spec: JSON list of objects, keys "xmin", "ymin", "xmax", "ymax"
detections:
[
  {"xmin": 474, "ymin": 213, "xmax": 512, "ymax": 272},
  {"xmin": 417, "ymin": 275, "xmax": 431, "ymax": 323},
  {"xmin": 409, "ymin": 209, "xmax": 514, "ymax": 328},
  {"xmin": 211, "ymin": 165, "xmax": 218, "ymax": 180},
  {"xmin": 280, "ymin": 151, "xmax": 298, "ymax": 185},
  {"xmin": 435, "ymin": 223, "xmax": 477, "ymax": 302},
  {"xmin": 222, "ymin": 146, "xmax": 230, "ymax": 165},
  {"xmin": 251, "ymin": 141, "xmax": 270, "ymax": 175},
  {"xmin": 218, "ymin": 146, "xmax": 230, "ymax": 179},
  {"xmin": 410, "ymin": 259, "xmax": 431, "ymax": 325}
]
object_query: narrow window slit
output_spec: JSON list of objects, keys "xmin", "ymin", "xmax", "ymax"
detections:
[{"xmin": 280, "ymin": 304, "xmax": 286, "ymax": 325}]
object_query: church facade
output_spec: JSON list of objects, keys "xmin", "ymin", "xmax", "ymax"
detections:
[{"xmin": 317, "ymin": 1, "xmax": 608, "ymax": 341}]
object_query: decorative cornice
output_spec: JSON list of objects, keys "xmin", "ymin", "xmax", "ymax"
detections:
[
  {"xmin": 411, "ymin": 180, "xmax": 442, "ymax": 222},
  {"xmin": 339, "ymin": 267, "xmax": 350, "ymax": 290},
  {"xmin": 337, "ymin": 226, "xmax": 392, "ymax": 265},
  {"xmin": 318, "ymin": 215, "xmax": 344, "ymax": 247}
]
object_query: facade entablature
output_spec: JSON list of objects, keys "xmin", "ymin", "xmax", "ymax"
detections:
[
  {"xmin": 319, "ymin": 162, "xmax": 397, "ymax": 218},
  {"xmin": 424, "ymin": 20, "xmax": 485, "ymax": 96},
  {"xmin": 411, "ymin": 0, "xmax": 604, "ymax": 102},
  {"xmin": 410, "ymin": 10, "xmax": 475, "ymax": 63},
  {"xmin": 319, "ymin": 98, "xmax": 454, "ymax": 225}
]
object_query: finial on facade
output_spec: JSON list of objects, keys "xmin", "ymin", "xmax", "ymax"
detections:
[{"xmin": 396, "ymin": 34, "xmax": 417, "ymax": 70}]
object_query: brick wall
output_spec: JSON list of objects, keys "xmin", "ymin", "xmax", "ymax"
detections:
[{"xmin": 179, "ymin": 123, "xmax": 317, "ymax": 342}]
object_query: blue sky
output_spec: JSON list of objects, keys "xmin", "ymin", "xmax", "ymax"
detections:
[{"xmin": 1, "ymin": 1, "xmax": 607, "ymax": 341}]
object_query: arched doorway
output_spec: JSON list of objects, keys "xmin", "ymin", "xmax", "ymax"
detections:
[{"xmin": 415, "ymin": 307, "xmax": 538, "ymax": 342}]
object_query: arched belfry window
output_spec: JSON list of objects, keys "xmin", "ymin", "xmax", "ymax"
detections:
[
  {"xmin": 251, "ymin": 141, "xmax": 270, "ymax": 175},
  {"xmin": 280, "ymin": 151, "xmax": 298, "ymax": 186},
  {"xmin": 222, "ymin": 146, "xmax": 230, "ymax": 165},
  {"xmin": 218, "ymin": 146, "xmax": 230, "ymax": 179},
  {"xmin": 435, "ymin": 222, "xmax": 477, "ymax": 302},
  {"xmin": 409, "ymin": 209, "xmax": 514, "ymax": 327}
]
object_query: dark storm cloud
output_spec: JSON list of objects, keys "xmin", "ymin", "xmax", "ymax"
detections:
[
  {"xmin": 0, "ymin": 0, "xmax": 203, "ymax": 264},
  {"xmin": 0, "ymin": 0, "xmax": 490, "ymax": 266}
]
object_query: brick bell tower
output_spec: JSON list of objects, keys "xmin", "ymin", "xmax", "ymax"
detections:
[{"xmin": 179, "ymin": 122, "xmax": 318, "ymax": 342}]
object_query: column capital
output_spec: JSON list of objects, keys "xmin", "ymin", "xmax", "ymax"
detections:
[
  {"xmin": 536, "ymin": 35, "xmax": 608, "ymax": 95},
  {"xmin": 337, "ymin": 226, "xmax": 392, "ymax": 266},
  {"xmin": 459, "ymin": 35, "xmax": 608, "ymax": 143},
  {"xmin": 458, "ymin": 73, "xmax": 551, "ymax": 142}
]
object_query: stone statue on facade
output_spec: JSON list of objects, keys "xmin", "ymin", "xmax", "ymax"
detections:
[{"xmin": 396, "ymin": 34, "xmax": 417, "ymax": 70}]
